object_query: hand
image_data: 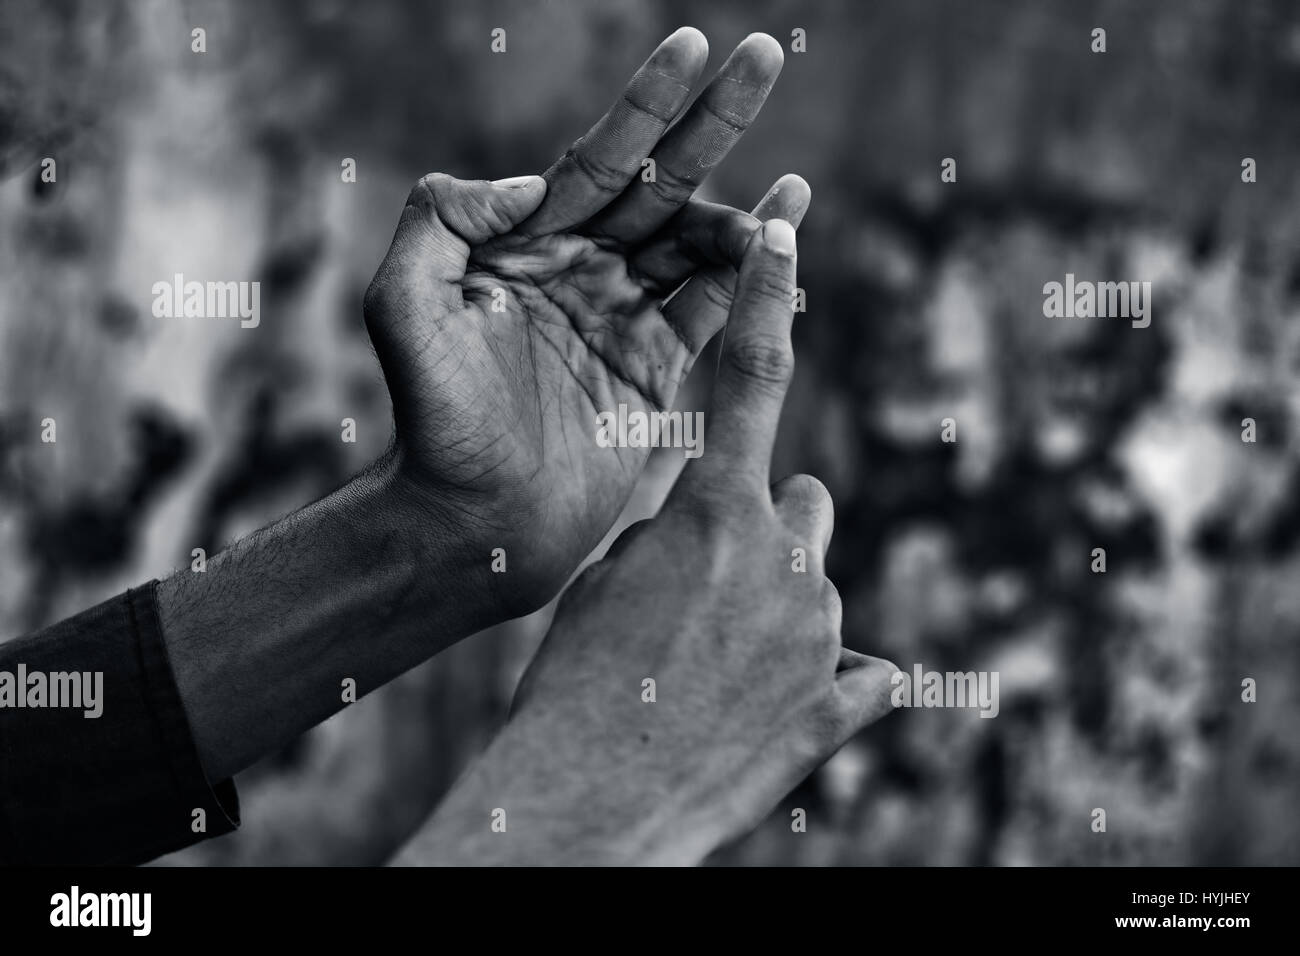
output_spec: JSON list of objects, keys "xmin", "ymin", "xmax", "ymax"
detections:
[
  {"xmin": 362, "ymin": 28, "xmax": 809, "ymax": 612},
  {"xmin": 151, "ymin": 29, "xmax": 808, "ymax": 789},
  {"xmin": 397, "ymin": 221, "xmax": 897, "ymax": 866}
]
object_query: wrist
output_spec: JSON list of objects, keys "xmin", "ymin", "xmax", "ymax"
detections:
[
  {"xmin": 447, "ymin": 705, "xmax": 731, "ymax": 865},
  {"xmin": 341, "ymin": 449, "xmax": 510, "ymax": 634},
  {"xmin": 371, "ymin": 444, "xmax": 569, "ymax": 620},
  {"xmin": 160, "ymin": 454, "xmax": 511, "ymax": 781}
]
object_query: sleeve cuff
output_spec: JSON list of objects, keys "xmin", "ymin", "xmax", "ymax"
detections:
[{"xmin": 0, "ymin": 581, "xmax": 240, "ymax": 865}]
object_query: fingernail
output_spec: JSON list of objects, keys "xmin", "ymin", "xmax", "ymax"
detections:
[
  {"xmin": 492, "ymin": 175, "xmax": 544, "ymax": 189},
  {"xmin": 764, "ymin": 218, "xmax": 796, "ymax": 255}
]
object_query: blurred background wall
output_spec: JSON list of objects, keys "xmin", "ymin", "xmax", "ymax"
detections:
[{"xmin": 2, "ymin": 0, "xmax": 1298, "ymax": 865}]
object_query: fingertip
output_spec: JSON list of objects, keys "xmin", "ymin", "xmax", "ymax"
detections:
[
  {"xmin": 762, "ymin": 218, "xmax": 797, "ymax": 257},
  {"xmin": 738, "ymin": 32, "xmax": 785, "ymax": 75},
  {"xmin": 835, "ymin": 655, "xmax": 901, "ymax": 724},
  {"xmin": 489, "ymin": 175, "xmax": 548, "ymax": 220},
  {"xmin": 657, "ymin": 26, "xmax": 710, "ymax": 75},
  {"xmin": 752, "ymin": 174, "xmax": 812, "ymax": 229},
  {"xmin": 838, "ymin": 649, "xmax": 898, "ymax": 677},
  {"xmin": 491, "ymin": 174, "xmax": 546, "ymax": 194},
  {"xmin": 774, "ymin": 173, "xmax": 811, "ymax": 209}
]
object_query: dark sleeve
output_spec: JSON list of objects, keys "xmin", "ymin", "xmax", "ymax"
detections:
[{"xmin": 0, "ymin": 581, "xmax": 239, "ymax": 865}]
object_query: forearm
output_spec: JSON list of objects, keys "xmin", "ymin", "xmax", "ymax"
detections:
[
  {"xmin": 158, "ymin": 452, "xmax": 503, "ymax": 783},
  {"xmin": 391, "ymin": 705, "xmax": 726, "ymax": 866}
]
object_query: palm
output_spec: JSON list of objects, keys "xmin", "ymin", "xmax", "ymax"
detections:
[
  {"xmin": 365, "ymin": 29, "xmax": 798, "ymax": 598},
  {"xmin": 427, "ymin": 231, "xmax": 685, "ymax": 557}
]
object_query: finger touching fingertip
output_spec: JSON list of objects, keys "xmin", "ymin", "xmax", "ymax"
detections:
[
  {"xmin": 763, "ymin": 218, "xmax": 797, "ymax": 256},
  {"xmin": 753, "ymin": 175, "xmax": 812, "ymax": 229}
]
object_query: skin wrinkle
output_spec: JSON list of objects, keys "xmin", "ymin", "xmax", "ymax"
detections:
[
  {"xmin": 636, "ymin": 65, "xmax": 696, "ymax": 97},
  {"xmin": 626, "ymin": 204, "xmax": 761, "ymax": 292},
  {"xmin": 634, "ymin": 162, "xmax": 702, "ymax": 209},
  {"xmin": 477, "ymin": 294, "xmax": 548, "ymax": 489},
  {"xmin": 561, "ymin": 144, "xmax": 634, "ymax": 198},
  {"xmin": 619, "ymin": 86, "xmax": 683, "ymax": 126},
  {"xmin": 481, "ymin": 244, "xmax": 675, "ymax": 415}
]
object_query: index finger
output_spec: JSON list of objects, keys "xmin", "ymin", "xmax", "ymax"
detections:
[
  {"xmin": 661, "ymin": 173, "xmax": 811, "ymax": 357},
  {"xmin": 515, "ymin": 27, "xmax": 709, "ymax": 239},
  {"xmin": 686, "ymin": 218, "xmax": 798, "ymax": 493}
]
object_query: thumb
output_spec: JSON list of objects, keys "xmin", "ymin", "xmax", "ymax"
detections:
[
  {"xmin": 408, "ymin": 173, "xmax": 548, "ymax": 248},
  {"xmin": 363, "ymin": 172, "xmax": 547, "ymax": 401},
  {"xmin": 385, "ymin": 172, "xmax": 547, "ymax": 301}
]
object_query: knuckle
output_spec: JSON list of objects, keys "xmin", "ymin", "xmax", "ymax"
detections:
[
  {"xmin": 407, "ymin": 173, "xmax": 442, "ymax": 211},
  {"xmin": 663, "ymin": 483, "xmax": 727, "ymax": 535},
  {"xmin": 668, "ymin": 482, "xmax": 768, "ymax": 557},
  {"xmin": 675, "ymin": 482, "xmax": 749, "ymax": 534},
  {"xmin": 694, "ymin": 270, "xmax": 736, "ymax": 315},
  {"xmin": 672, "ymin": 505, "xmax": 742, "ymax": 584},
  {"xmin": 699, "ymin": 97, "xmax": 751, "ymax": 136},
  {"xmin": 566, "ymin": 145, "xmax": 627, "ymax": 195},
  {"xmin": 362, "ymin": 271, "xmax": 393, "ymax": 328},
  {"xmin": 464, "ymin": 191, "xmax": 510, "ymax": 236},
  {"xmin": 726, "ymin": 336, "xmax": 795, "ymax": 386},
  {"xmin": 813, "ymin": 625, "xmax": 841, "ymax": 677},
  {"xmin": 778, "ymin": 473, "xmax": 832, "ymax": 513},
  {"xmin": 644, "ymin": 165, "xmax": 699, "ymax": 206},
  {"xmin": 421, "ymin": 171, "xmax": 453, "ymax": 195},
  {"xmin": 622, "ymin": 87, "xmax": 680, "ymax": 124},
  {"xmin": 820, "ymin": 579, "xmax": 843, "ymax": 626}
]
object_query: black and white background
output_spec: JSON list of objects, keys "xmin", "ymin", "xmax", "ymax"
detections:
[{"xmin": 1, "ymin": 0, "xmax": 1297, "ymax": 870}]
